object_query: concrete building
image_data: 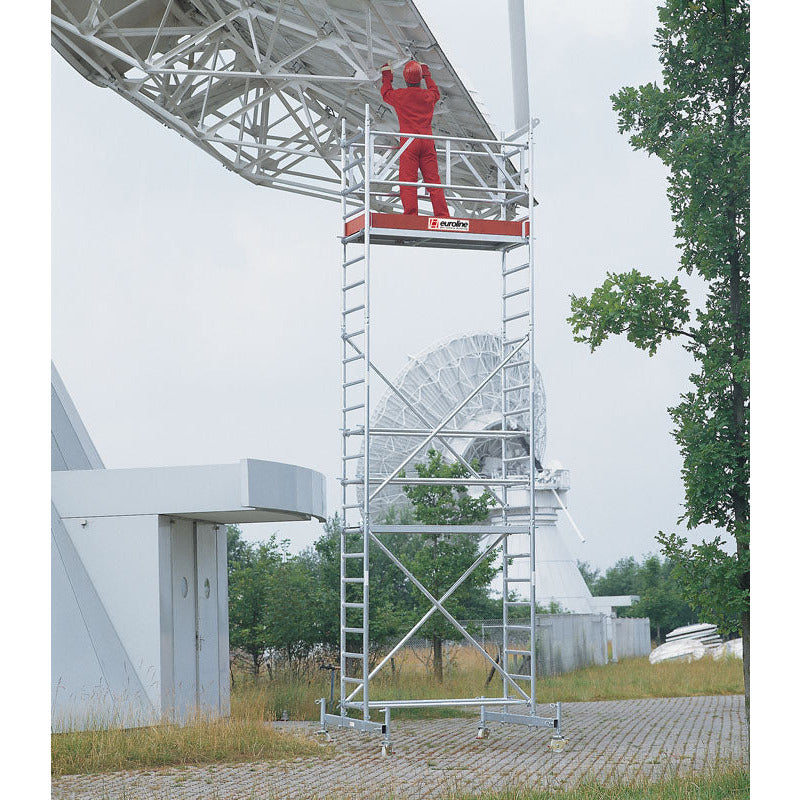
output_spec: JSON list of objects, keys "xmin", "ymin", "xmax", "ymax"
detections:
[{"xmin": 51, "ymin": 364, "xmax": 325, "ymax": 731}]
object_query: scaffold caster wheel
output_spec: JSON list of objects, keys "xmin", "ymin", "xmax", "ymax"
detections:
[
  {"xmin": 380, "ymin": 742, "xmax": 392, "ymax": 756},
  {"xmin": 476, "ymin": 726, "xmax": 490, "ymax": 740},
  {"xmin": 548, "ymin": 736, "xmax": 567, "ymax": 752},
  {"xmin": 316, "ymin": 729, "xmax": 332, "ymax": 743}
]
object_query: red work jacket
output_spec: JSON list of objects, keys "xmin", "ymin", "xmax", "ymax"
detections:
[{"xmin": 380, "ymin": 71, "xmax": 440, "ymax": 136}]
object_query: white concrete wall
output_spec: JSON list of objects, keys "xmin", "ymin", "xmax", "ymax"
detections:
[{"xmin": 64, "ymin": 515, "xmax": 163, "ymax": 710}]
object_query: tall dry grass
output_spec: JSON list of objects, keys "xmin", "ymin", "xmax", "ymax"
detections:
[
  {"xmin": 51, "ymin": 708, "xmax": 331, "ymax": 778},
  {"xmin": 232, "ymin": 649, "xmax": 744, "ymax": 721}
]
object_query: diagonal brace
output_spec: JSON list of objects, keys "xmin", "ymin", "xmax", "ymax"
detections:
[
  {"xmin": 368, "ymin": 532, "xmax": 531, "ymax": 701},
  {"xmin": 344, "ymin": 530, "xmax": 508, "ymax": 703}
]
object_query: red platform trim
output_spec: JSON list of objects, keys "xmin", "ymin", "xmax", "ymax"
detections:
[{"xmin": 344, "ymin": 213, "xmax": 528, "ymax": 239}]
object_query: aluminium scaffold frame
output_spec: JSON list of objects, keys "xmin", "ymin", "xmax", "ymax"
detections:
[{"xmin": 318, "ymin": 105, "xmax": 562, "ymax": 752}]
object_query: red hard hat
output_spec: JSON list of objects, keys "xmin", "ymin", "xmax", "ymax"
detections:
[{"xmin": 403, "ymin": 60, "xmax": 423, "ymax": 84}]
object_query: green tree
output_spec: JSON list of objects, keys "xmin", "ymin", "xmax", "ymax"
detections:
[
  {"xmin": 627, "ymin": 555, "xmax": 697, "ymax": 643},
  {"xmin": 262, "ymin": 555, "xmax": 328, "ymax": 674},
  {"xmin": 593, "ymin": 557, "xmax": 640, "ymax": 597},
  {"xmin": 397, "ymin": 449, "xmax": 500, "ymax": 681},
  {"xmin": 577, "ymin": 560, "xmax": 600, "ymax": 593},
  {"xmin": 226, "ymin": 526, "xmax": 285, "ymax": 675},
  {"xmin": 566, "ymin": 0, "xmax": 749, "ymax": 710},
  {"xmin": 586, "ymin": 554, "xmax": 697, "ymax": 642}
]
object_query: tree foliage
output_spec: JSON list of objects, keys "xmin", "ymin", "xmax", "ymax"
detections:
[
  {"xmin": 227, "ymin": 526, "xmax": 285, "ymax": 675},
  {"xmin": 566, "ymin": 0, "xmax": 749, "ymax": 696},
  {"xmin": 228, "ymin": 527, "xmax": 334, "ymax": 676},
  {"xmin": 583, "ymin": 555, "xmax": 697, "ymax": 642}
]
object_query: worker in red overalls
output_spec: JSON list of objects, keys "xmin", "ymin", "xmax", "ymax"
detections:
[{"xmin": 380, "ymin": 60, "xmax": 451, "ymax": 218}]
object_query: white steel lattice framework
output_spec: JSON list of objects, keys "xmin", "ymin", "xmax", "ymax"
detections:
[{"xmin": 52, "ymin": 0, "xmax": 523, "ymax": 217}]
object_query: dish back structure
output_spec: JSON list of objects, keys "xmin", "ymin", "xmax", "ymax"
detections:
[{"xmin": 52, "ymin": 0, "xmax": 518, "ymax": 215}]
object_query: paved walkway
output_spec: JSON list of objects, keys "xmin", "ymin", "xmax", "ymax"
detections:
[{"xmin": 52, "ymin": 695, "xmax": 747, "ymax": 799}]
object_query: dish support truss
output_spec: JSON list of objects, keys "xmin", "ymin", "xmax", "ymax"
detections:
[
  {"xmin": 319, "ymin": 106, "xmax": 562, "ymax": 751},
  {"xmin": 51, "ymin": 0, "xmax": 506, "ymax": 216}
]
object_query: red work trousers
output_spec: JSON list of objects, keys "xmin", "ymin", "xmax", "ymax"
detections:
[{"xmin": 398, "ymin": 137, "xmax": 450, "ymax": 217}]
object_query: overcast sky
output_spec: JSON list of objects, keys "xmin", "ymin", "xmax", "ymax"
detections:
[{"xmin": 51, "ymin": 0, "xmax": 723, "ymax": 570}]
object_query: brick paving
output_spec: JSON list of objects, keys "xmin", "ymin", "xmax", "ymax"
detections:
[{"xmin": 52, "ymin": 695, "xmax": 747, "ymax": 799}]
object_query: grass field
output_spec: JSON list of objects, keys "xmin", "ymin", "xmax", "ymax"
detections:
[
  {"xmin": 233, "ymin": 650, "xmax": 745, "ymax": 722},
  {"xmin": 52, "ymin": 651, "xmax": 744, "ymax": 777}
]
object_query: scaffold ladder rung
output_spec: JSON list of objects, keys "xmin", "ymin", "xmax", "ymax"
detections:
[
  {"xmin": 344, "ymin": 602, "xmax": 365, "ymax": 609},
  {"xmin": 344, "ymin": 278, "xmax": 366, "ymax": 291},
  {"xmin": 343, "ymin": 652, "xmax": 364, "ymax": 659},
  {"xmin": 343, "ymin": 552, "xmax": 365, "ymax": 559},
  {"xmin": 342, "ymin": 676, "xmax": 364, "ymax": 684},
  {"xmin": 507, "ymin": 648, "xmax": 531, "ymax": 655},
  {"xmin": 506, "ymin": 600, "xmax": 532, "ymax": 606},
  {"xmin": 503, "ymin": 311, "xmax": 529, "ymax": 323},
  {"xmin": 344, "ymin": 627, "xmax": 365, "ymax": 634},
  {"xmin": 503, "ymin": 262, "xmax": 529, "ymax": 276},
  {"xmin": 343, "ymin": 577, "xmax": 365, "ymax": 583},
  {"xmin": 503, "ymin": 286, "xmax": 530, "ymax": 299},
  {"xmin": 343, "ymin": 254, "xmax": 365, "ymax": 267},
  {"xmin": 508, "ymin": 673, "xmax": 533, "ymax": 680}
]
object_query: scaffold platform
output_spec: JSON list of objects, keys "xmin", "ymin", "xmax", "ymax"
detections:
[{"xmin": 344, "ymin": 213, "xmax": 529, "ymax": 250}]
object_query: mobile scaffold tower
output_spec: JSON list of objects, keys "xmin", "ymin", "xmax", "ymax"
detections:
[{"xmin": 317, "ymin": 106, "xmax": 562, "ymax": 752}]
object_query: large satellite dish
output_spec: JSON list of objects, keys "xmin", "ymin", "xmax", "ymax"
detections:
[
  {"xmin": 52, "ymin": 1, "xmax": 508, "ymax": 214},
  {"xmin": 362, "ymin": 332, "xmax": 546, "ymax": 517}
]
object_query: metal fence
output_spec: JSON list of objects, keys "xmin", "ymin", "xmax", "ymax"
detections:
[
  {"xmin": 442, "ymin": 614, "xmax": 652, "ymax": 677},
  {"xmin": 612, "ymin": 617, "xmax": 652, "ymax": 661}
]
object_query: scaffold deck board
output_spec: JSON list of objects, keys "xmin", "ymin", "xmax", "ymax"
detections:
[{"xmin": 343, "ymin": 213, "xmax": 529, "ymax": 250}]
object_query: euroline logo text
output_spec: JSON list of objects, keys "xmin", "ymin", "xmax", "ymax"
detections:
[{"xmin": 428, "ymin": 218, "xmax": 470, "ymax": 231}]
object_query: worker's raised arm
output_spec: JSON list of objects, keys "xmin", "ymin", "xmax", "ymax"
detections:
[
  {"xmin": 380, "ymin": 63, "xmax": 396, "ymax": 104},
  {"xmin": 421, "ymin": 64, "xmax": 440, "ymax": 103}
]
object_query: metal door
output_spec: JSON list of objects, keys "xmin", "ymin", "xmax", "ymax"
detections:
[
  {"xmin": 170, "ymin": 519, "xmax": 198, "ymax": 723},
  {"xmin": 195, "ymin": 523, "xmax": 221, "ymax": 715}
]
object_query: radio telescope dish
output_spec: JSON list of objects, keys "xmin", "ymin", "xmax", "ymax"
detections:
[
  {"xmin": 361, "ymin": 332, "xmax": 545, "ymax": 518},
  {"xmin": 51, "ymin": 1, "xmax": 508, "ymax": 215}
]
